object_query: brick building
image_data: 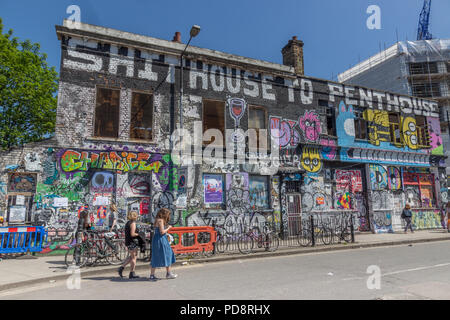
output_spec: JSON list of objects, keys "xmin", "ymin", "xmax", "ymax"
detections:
[{"xmin": 0, "ymin": 20, "xmax": 446, "ymax": 253}]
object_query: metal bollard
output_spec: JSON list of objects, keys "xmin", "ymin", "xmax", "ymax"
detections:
[
  {"xmin": 310, "ymin": 215, "xmax": 315, "ymax": 247},
  {"xmin": 350, "ymin": 214, "xmax": 355, "ymax": 243}
]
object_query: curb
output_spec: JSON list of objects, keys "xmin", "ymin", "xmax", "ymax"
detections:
[{"xmin": 1, "ymin": 235, "xmax": 450, "ymax": 292}]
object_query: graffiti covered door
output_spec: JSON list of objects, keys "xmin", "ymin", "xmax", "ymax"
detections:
[
  {"xmin": 391, "ymin": 191, "xmax": 405, "ymax": 231},
  {"xmin": 287, "ymin": 194, "xmax": 302, "ymax": 237}
]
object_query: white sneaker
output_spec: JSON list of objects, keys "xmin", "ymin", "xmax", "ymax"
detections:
[{"xmin": 166, "ymin": 273, "xmax": 178, "ymax": 279}]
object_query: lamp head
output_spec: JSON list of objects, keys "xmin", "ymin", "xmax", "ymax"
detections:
[{"xmin": 190, "ymin": 25, "xmax": 201, "ymax": 38}]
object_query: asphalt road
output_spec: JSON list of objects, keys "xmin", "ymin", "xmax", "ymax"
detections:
[{"xmin": 3, "ymin": 240, "xmax": 450, "ymax": 300}]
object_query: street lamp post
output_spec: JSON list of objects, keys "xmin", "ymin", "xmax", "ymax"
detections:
[{"xmin": 179, "ymin": 25, "xmax": 200, "ymax": 166}]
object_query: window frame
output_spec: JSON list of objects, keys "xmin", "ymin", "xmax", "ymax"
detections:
[
  {"xmin": 403, "ymin": 172, "xmax": 436, "ymax": 208},
  {"xmin": 129, "ymin": 90, "xmax": 154, "ymax": 142},
  {"xmin": 93, "ymin": 86, "xmax": 121, "ymax": 139},
  {"xmin": 388, "ymin": 112, "xmax": 403, "ymax": 146},
  {"xmin": 354, "ymin": 108, "xmax": 368, "ymax": 140},
  {"xmin": 202, "ymin": 98, "xmax": 226, "ymax": 147},
  {"xmin": 248, "ymin": 105, "xmax": 268, "ymax": 151},
  {"xmin": 319, "ymin": 100, "xmax": 337, "ymax": 137},
  {"xmin": 415, "ymin": 115, "xmax": 431, "ymax": 148}
]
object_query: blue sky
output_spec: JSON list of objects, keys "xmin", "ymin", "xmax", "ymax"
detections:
[{"xmin": 1, "ymin": 0, "xmax": 450, "ymax": 81}]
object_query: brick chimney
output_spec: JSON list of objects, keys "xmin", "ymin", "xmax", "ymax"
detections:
[
  {"xmin": 282, "ymin": 36, "xmax": 304, "ymax": 75},
  {"xmin": 172, "ymin": 31, "xmax": 181, "ymax": 43}
]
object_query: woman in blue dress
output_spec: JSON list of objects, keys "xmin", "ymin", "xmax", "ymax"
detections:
[{"xmin": 149, "ymin": 208, "xmax": 177, "ymax": 281}]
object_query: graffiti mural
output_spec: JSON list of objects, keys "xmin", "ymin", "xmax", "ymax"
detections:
[
  {"xmin": 59, "ymin": 149, "xmax": 165, "ymax": 175},
  {"xmin": 427, "ymin": 117, "xmax": 443, "ymax": 155},
  {"xmin": 8, "ymin": 173, "xmax": 37, "ymax": 193},
  {"xmin": 24, "ymin": 153, "xmax": 42, "ymax": 172},
  {"xmin": 335, "ymin": 170, "xmax": 363, "ymax": 193},
  {"xmin": 336, "ymin": 101, "xmax": 432, "ymax": 166},
  {"xmin": 300, "ymin": 146, "xmax": 322, "ymax": 173},
  {"xmin": 301, "ymin": 174, "xmax": 331, "ymax": 213},
  {"xmin": 227, "ymin": 97, "xmax": 247, "ymax": 128},
  {"xmin": 388, "ymin": 167, "xmax": 402, "ymax": 191},
  {"xmin": 42, "ymin": 148, "xmax": 59, "ymax": 185},
  {"xmin": 369, "ymin": 165, "xmax": 388, "ymax": 190},
  {"xmin": 364, "ymin": 109, "xmax": 391, "ymax": 146},
  {"xmin": 270, "ymin": 116, "xmax": 300, "ymax": 149},
  {"xmin": 371, "ymin": 211, "xmax": 393, "ymax": 233},
  {"xmin": 320, "ymin": 138, "xmax": 337, "ymax": 161},
  {"xmin": 412, "ymin": 210, "xmax": 441, "ymax": 230},
  {"xmin": 402, "ymin": 117, "xmax": 419, "ymax": 150},
  {"xmin": 226, "ymin": 173, "xmax": 250, "ymax": 216},
  {"xmin": 298, "ymin": 110, "xmax": 321, "ymax": 143}
]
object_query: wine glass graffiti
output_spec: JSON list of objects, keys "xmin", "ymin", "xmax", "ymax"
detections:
[{"xmin": 227, "ymin": 97, "xmax": 247, "ymax": 143}]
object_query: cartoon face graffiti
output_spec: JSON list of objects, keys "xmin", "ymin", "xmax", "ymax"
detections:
[
  {"xmin": 300, "ymin": 147, "xmax": 322, "ymax": 173},
  {"xmin": 299, "ymin": 111, "xmax": 321, "ymax": 142},
  {"xmin": 402, "ymin": 117, "xmax": 419, "ymax": 150}
]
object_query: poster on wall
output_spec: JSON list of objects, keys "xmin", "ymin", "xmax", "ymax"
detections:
[
  {"xmin": 16, "ymin": 195, "xmax": 25, "ymax": 206},
  {"xmin": 8, "ymin": 206, "xmax": 27, "ymax": 223},
  {"xmin": 53, "ymin": 197, "xmax": 69, "ymax": 207},
  {"xmin": 176, "ymin": 168, "xmax": 188, "ymax": 209},
  {"xmin": 94, "ymin": 195, "xmax": 111, "ymax": 206},
  {"xmin": 139, "ymin": 198, "xmax": 150, "ymax": 215},
  {"xmin": 249, "ymin": 176, "xmax": 269, "ymax": 209},
  {"xmin": 204, "ymin": 174, "xmax": 224, "ymax": 204}
]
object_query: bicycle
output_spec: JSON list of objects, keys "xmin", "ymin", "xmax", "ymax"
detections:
[
  {"xmin": 65, "ymin": 229, "xmax": 127, "ymax": 268},
  {"xmin": 331, "ymin": 213, "xmax": 353, "ymax": 244},
  {"xmin": 135, "ymin": 223, "xmax": 153, "ymax": 262},
  {"xmin": 237, "ymin": 222, "xmax": 279, "ymax": 254},
  {"xmin": 297, "ymin": 215, "xmax": 332, "ymax": 247}
]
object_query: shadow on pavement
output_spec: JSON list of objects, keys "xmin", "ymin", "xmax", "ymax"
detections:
[{"xmin": 84, "ymin": 276, "xmax": 150, "ymax": 283}]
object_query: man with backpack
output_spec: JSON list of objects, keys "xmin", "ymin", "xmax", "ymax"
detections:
[{"xmin": 401, "ymin": 203, "xmax": 414, "ymax": 234}]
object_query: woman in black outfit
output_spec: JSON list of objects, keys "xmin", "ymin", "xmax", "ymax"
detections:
[
  {"xmin": 74, "ymin": 210, "xmax": 92, "ymax": 265},
  {"xmin": 118, "ymin": 211, "xmax": 140, "ymax": 279}
]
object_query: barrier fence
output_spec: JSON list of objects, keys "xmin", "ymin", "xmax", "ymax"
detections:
[
  {"xmin": 0, "ymin": 226, "xmax": 47, "ymax": 254},
  {"xmin": 168, "ymin": 226, "xmax": 217, "ymax": 255}
]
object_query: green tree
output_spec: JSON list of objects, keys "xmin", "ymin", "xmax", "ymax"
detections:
[{"xmin": 0, "ymin": 17, "xmax": 58, "ymax": 150}]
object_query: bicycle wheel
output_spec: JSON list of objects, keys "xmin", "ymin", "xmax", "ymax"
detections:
[
  {"xmin": 65, "ymin": 243, "xmax": 89, "ymax": 268},
  {"xmin": 237, "ymin": 234, "xmax": 254, "ymax": 254},
  {"xmin": 297, "ymin": 228, "xmax": 312, "ymax": 247},
  {"xmin": 341, "ymin": 227, "xmax": 352, "ymax": 243},
  {"xmin": 215, "ymin": 234, "xmax": 226, "ymax": 254},
  {"xmin": 265, "ymin": 233, "xmax": 279, "ymax": 252},
  {"xmin": 105, "ymin": 239, "xmax": 128, "ymax": 265},
  {"xmin": 320, "ymin": 228, "xmax": 333, "ymax": 245},
  {"xmin": 137, "ymin": 239, "xmax": 151, "ymax": 262}
]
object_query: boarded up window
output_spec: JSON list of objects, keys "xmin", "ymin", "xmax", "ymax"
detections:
[
  {"xmin": 203, "ymin": 99, "xmax": 225, "ymax": 145},
  {"xmin": 130, "ymin": 92, "xmax": 153, "ymax": 141},
  {"xmin": 416, "ymin": 115, "xmax": 430, "ymax": 147},
  {"xmin": 354, "ymin": 109, "xmax": 367, "ymax": 140},
  {"xmin": 94, "ymin": 88, "xmax": 120, "ymax": 138},
  {"xmin": 389, "ymin": 113, "xmax": 402, "ymax": 145},
  {"xmin": 248, "ymin": 106, "xmax": 267, "ymax": 149}
]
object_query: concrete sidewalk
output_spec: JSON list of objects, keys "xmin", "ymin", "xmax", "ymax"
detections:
[{"xmin": 1, "ymin": 229, "xmax": 449, "ymax": 292}]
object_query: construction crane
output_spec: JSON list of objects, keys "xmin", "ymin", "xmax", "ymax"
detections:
[{"xmin": 417, "ymin": 0, "xmax": 432, "ymax": 40}]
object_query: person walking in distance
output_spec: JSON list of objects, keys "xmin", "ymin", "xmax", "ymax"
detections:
[
  {"xmin": 149, "ymin": 208, "xmax": 177, "ymax": 281},
  {"xmin": 118, "ymin": 211, "xmax": 140, "ymax": 279},
  {"xmin": 446, "ymin": 202, "xmax": 450, "ymax": 233},
  {"xmin": 74, "ymin": 210, "xmax": 92, "ymax": 265},
  {"xmin": 108, "ymin": 202, "xmax": 119, "ymax": 232},
  {"xmin": 401, "ymin": 203, "xmax": 414, "ymax": 234}
]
